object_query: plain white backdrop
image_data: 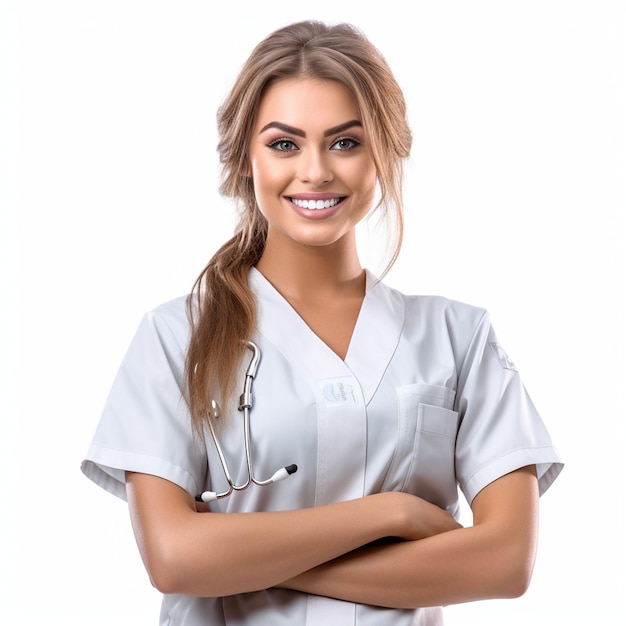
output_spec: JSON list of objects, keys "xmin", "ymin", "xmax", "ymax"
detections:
[{"xmin": 1, "ymin": 1, "xmax": 624, "ymax": 624}]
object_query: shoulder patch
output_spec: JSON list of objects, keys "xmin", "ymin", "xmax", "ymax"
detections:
[{"xmin": 489, "ymin": 341, "xmax": 517, "ymax": 371}]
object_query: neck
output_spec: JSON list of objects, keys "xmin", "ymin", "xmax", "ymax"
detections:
[{"xmin": 255, "ymin": 232, "xmax": 365, "ymax": 301}]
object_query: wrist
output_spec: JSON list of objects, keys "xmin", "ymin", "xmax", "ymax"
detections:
[{"xmin": 367, "ymin": 491, "xmax": 409, "ymax": 539}]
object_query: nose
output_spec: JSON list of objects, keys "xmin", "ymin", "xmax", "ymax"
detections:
[{"xmin": 297, "ymin": 147, "xmax": 334, "ymax": 186}]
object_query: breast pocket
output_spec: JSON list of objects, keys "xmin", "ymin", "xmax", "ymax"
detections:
[{"xmin": 384, "ymin": 384, "xmax": 459, "ymax": 513}]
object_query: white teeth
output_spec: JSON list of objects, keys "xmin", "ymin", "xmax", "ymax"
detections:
[{"xmin": 290, "ymin": 197, "xmax": 343, "ymax": 210}]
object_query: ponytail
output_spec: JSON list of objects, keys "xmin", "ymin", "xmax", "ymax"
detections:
[{"xmin": 185, "ymin": 211, "xmax": 267, "ymax": 435}]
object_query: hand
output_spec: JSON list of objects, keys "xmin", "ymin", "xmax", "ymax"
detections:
[{"xmin": 378, "ymin": 491, "xmax": 462, "ymax": 541}]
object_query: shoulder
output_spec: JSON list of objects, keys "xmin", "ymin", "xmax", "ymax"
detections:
[
  {"xmin": 372, "ymin": 278, "xmax": 493, "ymax": 368},
  {"xmin": 148, "ymin": 294, "xmax": 189, "ymax": 326},
  {"xmin": 135, "ymin": 294, "xmax": 191, "ymax": 352},
  {"xmin": 403, "ymin": 292, "xmax": 486, "ymax": 321},
  {"xmin": 375, "ymin": 277, "xmax": 488, "ymax": 332}
]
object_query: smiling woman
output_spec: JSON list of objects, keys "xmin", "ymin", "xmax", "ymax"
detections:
[
  {"xmin": 249, "ymin": 78, "xmax": 379, "ymax": 359},
  {"xmin": 80, "ymin": 19, "xmax": 563, "ymax": 626},
  {"xmin": 250, "ymin": 79, "xmax": 376, "ymax": 253}
]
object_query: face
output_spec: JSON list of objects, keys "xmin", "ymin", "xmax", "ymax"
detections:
[{"xmin": 248, "ymin": 78, "xmax": 377, "ymax": 251}]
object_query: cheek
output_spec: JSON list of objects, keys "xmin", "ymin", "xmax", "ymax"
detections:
[
  {"xmin": 346, "ymin": 153, "xmax": 376, "ymax": 185},
  {"xmin": 355, "ymin": 161, "xmax": 378, "ymax": 202},
  {"xmin": 250, "ymin": 159, "xmax": 286, "ymax": 201}
]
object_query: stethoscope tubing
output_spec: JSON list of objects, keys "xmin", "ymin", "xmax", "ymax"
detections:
[{"xmin": 196, "ymin": 341, "xmax": 297, "ymax": 502}]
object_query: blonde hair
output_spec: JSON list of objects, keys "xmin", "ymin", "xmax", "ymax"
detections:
[{"xmin": 185, "ymin": 21, "xmax": 412, "ymax": 433}]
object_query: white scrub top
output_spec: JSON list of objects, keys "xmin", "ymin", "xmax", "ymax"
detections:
[{"xmin": 81, "ymin": 268, "xmax": 563, "ymax": 626}]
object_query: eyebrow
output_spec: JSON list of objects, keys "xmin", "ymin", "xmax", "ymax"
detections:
[{"xmin": 258, "ymin": 120, "xmax": 362, "ymax": 138}]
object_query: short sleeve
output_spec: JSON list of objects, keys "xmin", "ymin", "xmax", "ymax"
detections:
[
  {"xmin": 454, "ymin": 311, "xmax": 563, "ymax": 504},
  {"xmin": 80, "ymin": 298, "xmax": 207, "ymax": 501}
]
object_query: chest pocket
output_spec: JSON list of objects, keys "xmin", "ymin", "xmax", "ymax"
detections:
[{"xmin": 384, "ymin": 384, "xmax": 460, "ymax": 514}]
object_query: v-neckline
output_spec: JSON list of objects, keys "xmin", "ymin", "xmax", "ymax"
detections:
[
  {"xmin": 254, "ymin": 268, "xmax": 366, "ymax": 362},
  {"xmin": 249, "ymin": 266, "xmax": 405, "ymax": 404}
]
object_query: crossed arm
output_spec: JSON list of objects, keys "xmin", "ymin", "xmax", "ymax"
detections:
[{"xmin": 125, "ymin": 465, "xmax": 538, "ymax": 608}]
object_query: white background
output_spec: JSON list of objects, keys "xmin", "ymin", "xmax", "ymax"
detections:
[{"xmin": 1, "ymin": 1, "xmax": 624, "ymax": 624}]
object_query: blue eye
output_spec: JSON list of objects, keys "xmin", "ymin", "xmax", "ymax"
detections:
[
  {"xmin": 331, "ymin": 137, "xmax": 359, "ymax": 151},
  {"xmin": 268, "ymin": 139, "xmax": 298, "ymax": 152}
]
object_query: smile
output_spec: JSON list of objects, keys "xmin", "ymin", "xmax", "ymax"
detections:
[{"xmin": 288, "ymin": 197, "xmax": 346, "ymax": 210}]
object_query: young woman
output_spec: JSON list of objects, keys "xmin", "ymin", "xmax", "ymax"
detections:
[{"xmin": 82, "ymin": 20, "xmax": 563, "ymax": 625}]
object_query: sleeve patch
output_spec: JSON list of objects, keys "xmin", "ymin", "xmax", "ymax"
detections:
[{"xmin": 489, "ymin": 341, "xmax": 517, "ymax": 371}]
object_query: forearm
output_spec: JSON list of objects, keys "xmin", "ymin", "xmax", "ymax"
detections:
[
  {"xmin": 152, "ymin": 503, "xmax": 391, "ymax": 596},
  {"xmin": 126, "ymin": 473, "xmax": 410, "ymax": 597},
  {"xmin": 280, "ymin": 466, "xmax": 539, "ymax": 609},
  {"xmin": 280, "ymin": 524, "xmax": 530, "ymax": 608}
]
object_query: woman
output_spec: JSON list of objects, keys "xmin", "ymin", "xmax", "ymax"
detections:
[{"xmin": 82, "ymin": 20, "xmax": 563, "ymax": 625}]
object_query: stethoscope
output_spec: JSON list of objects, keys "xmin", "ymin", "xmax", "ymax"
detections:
[{"xmin": 195, "ymin": 341, "xmax": 298, "ymax": 503}]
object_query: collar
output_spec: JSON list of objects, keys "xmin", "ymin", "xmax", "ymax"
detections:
[{"xmin": 249, "ymin": 267, "xmax": 405, "ymax": 404}]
